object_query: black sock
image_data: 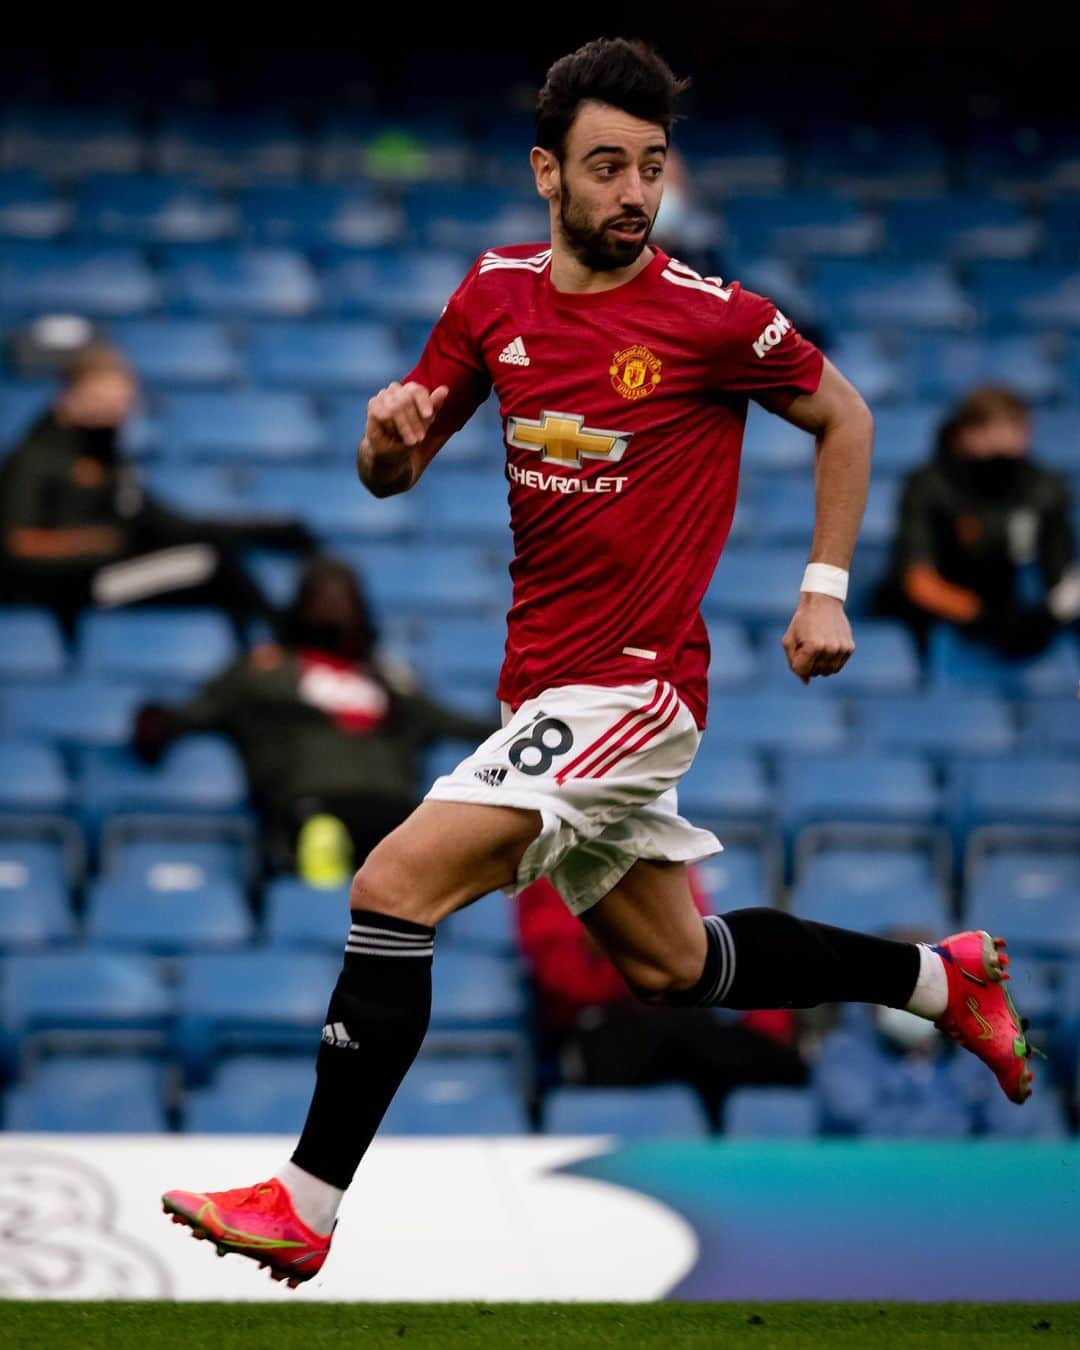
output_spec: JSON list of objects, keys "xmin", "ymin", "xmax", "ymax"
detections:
[
  {"xmin": 291, "ymin": 908, "xmax": 434, "ymax": 1190},
  {"xmin": 667, "ymin": 907, "xmax": 920, "ymax": 1011}
]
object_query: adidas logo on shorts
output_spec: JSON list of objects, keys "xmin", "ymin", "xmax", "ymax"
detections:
[
  {"xmin": 473, "ymin": 766, "xmax": 508, "ymax": 787},
  {"xmin": 498, "ymin": 336, "xmax": 530, "ymax": 366}
]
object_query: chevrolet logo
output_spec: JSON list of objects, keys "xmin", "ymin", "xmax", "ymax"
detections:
[{"xmin": 506, "ymin": 410, "xmax": 632, "ymax": 468}]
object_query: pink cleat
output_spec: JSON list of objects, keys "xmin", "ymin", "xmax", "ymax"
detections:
[
  {"xmin": 934, "ymin": 929, "xmax": 1039, "ymax": 1105},
  {"xmin": 162, "ymin": 1178, "xmax": 332, "ymax": 1287}
]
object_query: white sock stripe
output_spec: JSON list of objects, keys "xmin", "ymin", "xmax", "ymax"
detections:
[
  {"xmin": 345, "ymin": 937, "xmax": 435, "ymax": 953},
  {"xmin": 701, "ymin": 917, "xmax": 728, "ymax": 1004},
  {"xmin": 347, "ymin": 924, "xmax": 432, "ymax": 943},
  {"xmin": 345, "ymin": 943, "xmax": 434, "ymax": 958},
  {"xmin": 714, "ymin": 916, "xmax": 737, "ymax": 1003}
]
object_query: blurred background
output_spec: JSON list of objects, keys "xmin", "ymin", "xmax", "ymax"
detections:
[{"xmin": 0, "ymin": 6, "xmax": 1077, "ymax": 1152}]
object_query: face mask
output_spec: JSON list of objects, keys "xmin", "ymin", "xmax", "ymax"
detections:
[
  {"xmin": 293, "ymin": 619, "xmax": 362, "ymax": 658},
  {"xmin": 958, "ymin": 454, "xmax": 1025, "ymax": 499},
  {"xmin": 76, "ymin": 425, "xmax": 120, "ymax": 462}
]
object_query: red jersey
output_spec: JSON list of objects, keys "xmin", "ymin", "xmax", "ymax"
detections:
[{"xmin": 406, "ymin": 243, "xmax": 823, "ymax": 727}]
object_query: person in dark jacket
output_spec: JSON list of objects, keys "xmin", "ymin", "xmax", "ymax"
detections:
[
  {"xmin": 134, "ymin": 556, "xmax": 497, "ymax": 878},
  {"xmin": 877, "ymin": 384, "xmax": 1079, "ymax": 657},
  {"xmin": 0, "ymin": 342, "xmax": 313, "ymax": 637}
]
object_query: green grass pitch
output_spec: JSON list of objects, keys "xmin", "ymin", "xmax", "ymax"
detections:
[{"xmin": 5, "ymin": 1303, "xmax": 1080, "ymax": 1348}]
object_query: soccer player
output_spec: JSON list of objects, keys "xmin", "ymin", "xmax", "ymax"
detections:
[{"xmin": 163, "ymin": 38, "xmax": 1036, "ymax": 1285}]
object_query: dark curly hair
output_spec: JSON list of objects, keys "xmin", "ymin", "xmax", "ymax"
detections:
[{"xmin": 535, "ymin": 37, "xmax": 690, "ymax": 161}]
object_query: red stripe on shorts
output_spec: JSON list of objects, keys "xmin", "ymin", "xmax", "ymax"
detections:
[
  {"xmin": 592, "ymin": 690, "xmax": 681, "ymax": 780},
  {"xmin": 553, "ymin": 680, "xmax": 666, "ymax": 785},
  {"xmin": 586, "ymin": 684, "xmax": 680, "ymax": 781}
]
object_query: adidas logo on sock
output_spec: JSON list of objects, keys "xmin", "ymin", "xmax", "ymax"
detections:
[
  {"xmin": 498, "ymin": 336, "xmax": 530, "ymax": 366},
  {"xmin": 321, "ymin": 1022, "xmax": 359, "ymax": 1050}
]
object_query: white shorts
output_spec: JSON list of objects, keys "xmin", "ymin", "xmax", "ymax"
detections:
[{"xmin": 424, "ymin": 679, "xmax": 722, "ymax": 916}]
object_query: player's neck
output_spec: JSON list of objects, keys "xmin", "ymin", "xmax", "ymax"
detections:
[{"xmin": 548, "ymin": 242, "xmax": 656, "ymax": 295}]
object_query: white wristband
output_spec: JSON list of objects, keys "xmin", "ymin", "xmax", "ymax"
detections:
[{"xmin": 801, "ymin": 563, "xmax": 849, "ymax": 602}]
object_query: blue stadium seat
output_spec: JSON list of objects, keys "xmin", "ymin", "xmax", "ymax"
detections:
[
  {"xmin": 339, "ymin": 541, "xmax": 509, "ymax": 616},
  {"xmin": 105, "ymin": 837, "xmax": 249, "ymax": 890},
  {"xmin": 382, "ymin": 1055, "xmax": 528, "ymax": 1134},
  {"xmin": 316, "ymin": 114, "xmax": 471, "ymax": 185},
  {"xmin": 855, "ymin": 694, "xmax": 1014, "ymax": 759},
  {"xmin": 2, "ymin": 109, "xmax": 141, "ymax": 176},
  {"xmin": 778, "ymin": 753, "xmax": 939, "ymax": 835},
  {"xmin": 240, "ymin": 182, "xmax": 401, "ymax": 249},
  {"xmin": 0, "ymin": 738, "xmax": 70, "ymax": 812},
  {"xmin": 430, "ymin": 952, "xmax": 524, "ymax": 1033},
  {"xmin": 242, "ymin": 551, "xmax": 303, "ymax": 609},
  {"xmin": 695, "ymin": 843, "xmax": 773, "ymax": 909},
  {"xmin": 954, "ymin": 756, "xmax": 1080, "ymax": 833},
  {"xmin": 419, "ymin": 470, "xmax": 508, "ymax": 541},
  {"xmin": 884, "ymin": 197, "xmax": 1039, "ymax": 261},
  {"xmin": 0, "ymin": 609, "xmax": 66, "ymax": 679},
  {"xmin": 4, "ymin": 1056, "xmax": 167, "ymax": 1132},
  {"xmin": 704, "ymin": 547, "xmax": 818, "ymax": 622},
  {"xmin": 174, "ymin": 952, "xmax": 339, "ymax": 1078},
  {"xmin": 724, "ymin": 1086, "xmax": 819, "ymax": 1138},
  {"xmin": 929, "ymin": 627, "xmax": 1080, "ymax": 698},
  {"xmin": 0, "ymin": 842, "xmax": 74, "ymax": 951},
  {"xmin": 750, "ymin": 477, "xmax": 899, "ymax": 548},
  {"xmin": 675, "ymin": 750, "xmax": 772, "ymax": 827},
  {"xmin": 403, "ymin": 183, "xmax": 547, "ymax": 254},
  {"xmin": 0, "ymin": 242, "xmax": 159, "ymax": 315},
  {"xmin": 247, "ymin": 321, "xmax": 402, "ymax": 392},
  {"xmin": 968, "ymin": 262, "xmax": 1080, "ymax": 330},
  {"xmin": 86, "ymin": 876, "xmax": 252, "ymax": 954},
  {"xmin": 739, "ymin": 406, "xmax": 815, "ymax": 473},
  {"xmin": 1022, "ymin": 699, "xmax": 1080, "ymax": 752},
  {"xmin": 759, "ymin": 620, "xmax": 920, "ymax": 693},
  {"xmin": 77, "ymin": 609, "xmax": 236, "ymax": 684},
  {"xmin": 77, "ymin": 738, "xmax": 248, "ymax": 820},
  {"xmin": 423, "ymin": 739, "xmax": 484, "ymax": 787},
  {"xmin": 0, "ymin": 169, "xmax": 70, "ymax": 239},
  {"xmin": 810, "ymin": 261, "xmax": 974, "ymax": 331},
  {"xmin": 0, "ymin": 952, "xmax": 171, "ymax": 1073},
  {"xmin": 152, "ymin": 114, "xmax": 304, "ymax": 185},
  {"xmin": 247, "ymin": 464, "xmax": 416, "ymax": 538},
  {"xmin": 821, "ymin": 334, "xmax": 904, "ymax": 404},
  {"xmin": 706, "ymin": 621, "xmax": 759, "ymax": 689},
  {"xmin": 419, "ymin": 616, "xmax": 507, "ymax": 684},
  {"xmin": 907, "ymin": 335, "xmax": 1061, "ymax": 404},
  {"xmin": 870, "ymin": 404, "xmax": 945, "ymax": 476},
  {"xmin": 158, "ymin": 390, "xmax": 325, "ymax": 461},
  {"xmin": 109, "ymin": 318, "xmax": 239, "ymax": 387},
  {"xmin": 0, "ymin": 379, "xmax": 56, "ymax": 447},
  {"xmin": 965, "ymin": 851, "xmax": 1080, "ymax": 955},
  {"xmin": 673, "ymin": 120, "xmax": 788, "ymax": 195},
  {"xmin": 703, "ymin": 691, "xmax": 850, "ymax": 755},
  {"xmin": 4, "ymin": 679, "xmax": 141, "ymax": 747},
  {"xmin": 542, "ymin": 1084, "xmax": 710, "ymax": 1138},
  {"xmin": 1031, "ymin": 408, "xmax": 1080, "ymax": 474},
  {"xmin": 791, "ymin": 845, "xmax": 947, "ymax": 934},
  {"xmin": 723, "ymin": 195, "xmax": 880, "ymax": 259},
  {"xmin": 184, "ymin": 1055, "xmax": 315, "ymax": 1133},
  {"xmin": 980, "ymin": 1085, "xmax": 1068, "ymax": 1139},
  {"xmin": 264, "ymin": 878, "xmax": 350, "ymax": 950},
  {"xmin": 75, "ymin": 174, "xmax": 236, "ymax": 243},
  {"xmin": 800, "ymin": 126, "xmax": 947, "ymax": 198},
  {"xmin": 163, "ymin": 246, "xmax": 319, "ymax": 316},
  {"xmin": 445, "ymin": 893, "xmax": 515, "ymax": 953},
  {"xmin": 321, "ymin": 249, "xmax": 468, "ymax": 322},
  {"xmin": 142, "ymin": 463, "xmax": 254, "ymax": 519},
  {"xmin": 1043, "ymin": 202, "xmax": 1080, "ymax": 262}
]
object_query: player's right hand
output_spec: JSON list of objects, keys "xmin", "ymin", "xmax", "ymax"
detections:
[{"xmin": 365, "ymin": 381, "xmax": 449, "ymax": 453}]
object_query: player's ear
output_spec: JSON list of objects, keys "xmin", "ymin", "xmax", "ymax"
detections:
[{"xmin": 530, "ymin": 145, "xmax": 560, "ymax": 201}]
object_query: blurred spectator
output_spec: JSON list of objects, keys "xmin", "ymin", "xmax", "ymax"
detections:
[
  {"xmin": 134, "ymin": 556, "xmax": 496, "ymax": 879},
  {"xmin": 877, "ymin": 385, "xmax": 1080, "ymax": 657},
  {"xmin": 518, "ymin": 875, "xmax": 807, "ymax": 1127},
  {"xmin": 0, "ymin": 342, "xmax": 313, "ymax": 638}
]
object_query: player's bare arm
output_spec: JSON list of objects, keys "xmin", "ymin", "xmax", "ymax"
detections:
[
  {"xmin": 356, "ymin": 380, "xmax": 451, "ymax": 497},
  {"xmin": 775, "ymin": 358, "xmax": 874, "ymax": 683}
]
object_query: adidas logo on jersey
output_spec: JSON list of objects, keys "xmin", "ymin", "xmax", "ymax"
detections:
[
  {"xmin": 322, "ymin": 1022, "xmax": 359, "ymax": 1050},
  {"xmin": 473, "ymin": 765, "xmax": 508, "ymax": 787},
  {"xmin": 498, "ymin": 336, "xmax": 530, "ymax": 366}
]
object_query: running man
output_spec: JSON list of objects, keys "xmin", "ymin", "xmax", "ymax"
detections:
[{"xmin": 163, "ymin": 38, "xmax": 1036, "ymax": 1285}]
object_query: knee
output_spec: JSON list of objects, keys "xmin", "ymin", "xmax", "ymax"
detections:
[
  {"xmin": 622, "ymin": 951, "xmax": 706, "ymax": 1005},
  {"xmin": 349, "ymin": 848, "xmax": 437, "ymax": 927}
]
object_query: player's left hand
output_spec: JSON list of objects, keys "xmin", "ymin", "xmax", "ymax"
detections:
[{"xmin": 781, "ymin": 593, "xmax": 855, "ymax": 685}]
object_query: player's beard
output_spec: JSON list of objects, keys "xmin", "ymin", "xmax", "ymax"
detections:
[{"xmin": 557, "ymin": 183, "xmax": 654, "ymax": 272}]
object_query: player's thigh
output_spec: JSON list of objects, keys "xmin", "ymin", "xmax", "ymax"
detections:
[
  {"xmin": 351, "ymin": 798, "xmax": 542, "ymax": 926},
  {"xmin": 581, "ymin": 857, "xmax": 707, "ymax": 998}
]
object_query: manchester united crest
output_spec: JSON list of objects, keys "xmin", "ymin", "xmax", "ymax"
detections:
[{"xmin": 609, "ymin": 344, "xmax": 662, "ymax": 401}]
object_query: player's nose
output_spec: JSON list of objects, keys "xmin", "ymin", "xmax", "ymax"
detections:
[{"xmin": 619, "ymin": 169, "xmax": 647, "ymax": 208}]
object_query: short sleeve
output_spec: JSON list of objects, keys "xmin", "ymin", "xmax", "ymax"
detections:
[
  {"xmin": 403, "ymin": 262, "xmax": 493, "ymax": 439},
  {"xmin": 710, "ymin": 284, "xmax": 824, "ymax": 410}
]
